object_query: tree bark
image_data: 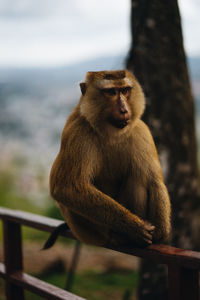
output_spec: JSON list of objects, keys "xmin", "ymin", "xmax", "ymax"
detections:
[{"xmin": 126, "ymin": 0, "xmax": 200, "ymax": 299}]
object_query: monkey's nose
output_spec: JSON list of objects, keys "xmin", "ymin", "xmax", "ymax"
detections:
[
  {"xmin": 118, "ymin": 97, "xmax": 128, "ymax": 114},
  {"xmin": 120, "ymin": 106, "xmax": 128, "ymax": 114}
]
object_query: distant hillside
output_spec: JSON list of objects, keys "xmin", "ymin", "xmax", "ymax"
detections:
[
  {"xmin": 0, "ymin": 54, "xmax": 125, "ymax": 92},
  {"xmin": 0, "ymin": 54, "xmax": 199, "ymax": 94}
]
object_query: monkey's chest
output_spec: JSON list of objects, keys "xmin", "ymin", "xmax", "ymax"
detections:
[{"xmin": 93, "ymin": 150, "xmax": 130, "ymax": 199}]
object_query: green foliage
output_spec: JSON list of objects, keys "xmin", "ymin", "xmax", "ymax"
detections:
[
  {"xmin": 0, "ymin": 168, "xmax": 42, "ymax": 213},
  {"xmin": 45, "ymin": 204, "xmax": 63, "ymax": 220},
  {"xmin": 74, "ymin": 270, "xmax": 138, "ymax": 299},
  {"xmin": 0, "ymin": 170, "xmax": 45, "ymax": 241}
]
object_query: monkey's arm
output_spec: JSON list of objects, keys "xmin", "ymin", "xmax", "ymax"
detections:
[
  {"xmin": 50, "ymin": 123, "xmax": 154, "ymax": 246},
  {"xmin": 138, "ymin": 121, "xmax": 171, "ymax": 242},
  {"xmin": 148, "ymin": 178, "xmax": 171, "ymax": 242}
]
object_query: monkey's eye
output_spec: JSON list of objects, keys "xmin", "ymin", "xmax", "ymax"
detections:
[
  {"xmin": 121, "ymin": 87, "xmax": 131, "ymax": 95},
  {"xmin": 102, "ymin": 88, "xmax": 117, "ymax": 96}
]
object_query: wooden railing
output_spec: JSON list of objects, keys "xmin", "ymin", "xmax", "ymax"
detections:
[{"xmin": 0, "ymin": 207, "xmax": 199, "ymax": 300}]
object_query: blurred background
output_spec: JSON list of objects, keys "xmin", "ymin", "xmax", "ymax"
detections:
[{"xmin": 0, "ymin": 0, "xmax": 200, "ymax": 299}]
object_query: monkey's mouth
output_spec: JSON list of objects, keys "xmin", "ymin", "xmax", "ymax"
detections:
[{"xmin": 109, "ymin": 118, "xmax": 130, "ymax": 129}]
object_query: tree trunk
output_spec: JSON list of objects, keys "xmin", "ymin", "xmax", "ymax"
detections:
[{"xmin": 126, "ymin": 0, "xmax": 200, "ymax": 299}]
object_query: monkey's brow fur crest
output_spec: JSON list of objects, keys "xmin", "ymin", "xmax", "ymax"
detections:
[
  {"xmin": 86, "ymin": 70, "xmax": 128, "ymax": 82},
  {"xmin": 49, "ymin": 69, "xmax": 171, "ymax": 248}
]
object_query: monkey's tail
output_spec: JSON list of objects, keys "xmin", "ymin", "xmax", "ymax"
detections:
[{"xmin": 42, "ymin": 222, "xmax": 70, "ymax": 250}]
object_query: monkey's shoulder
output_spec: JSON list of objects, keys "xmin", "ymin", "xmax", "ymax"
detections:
[
  {"xmin": 129, "ymin": 120, "xmax": 162, "ymax": 177},
  {"xmin": 133, "ymin": 120, "xmax": 153, "ymax": 139},
  {"xmin": 132, "ymin": 120, "xmax": 158, "ymax": 155},
  {"xmin": 61, "ymin": 109, "xmax": 99, "ymax": 154}
]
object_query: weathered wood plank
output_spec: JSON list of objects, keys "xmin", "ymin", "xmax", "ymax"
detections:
[
  {"xmin": 108, "ymin": 243, "xmax": 200, "ymax": 270},
  {"xmin": 10, "ymin": 271, "xmax": 86, "ymax": 300},
  {"xmin": 0, "ymin": 207, "xmax": 73, "ymax": 237},
  {"xmin": 3, "ymin": 220, "xmax": 25, "ymax": 300}
]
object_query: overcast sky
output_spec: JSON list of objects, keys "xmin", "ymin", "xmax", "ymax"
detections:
[{"xmin": 0, "ymin": 0, "xmax": 199, "ymax": 68}]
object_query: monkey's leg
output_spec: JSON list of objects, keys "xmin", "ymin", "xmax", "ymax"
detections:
[
  {"xmin": 117, "ymin": 175, "xmax": 149, "ymax": 219},
  {"xmin": 115, "ymin": 177, "xmax": 155, "ymax": 246},
  {"xmin": 58, "ymin": 203, "xmax": 110, "ymax": 247}
]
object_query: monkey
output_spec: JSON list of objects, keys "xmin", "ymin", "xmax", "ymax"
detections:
[{"xmin": 49, "ymin": 70, "xmax": 171, "ymax": 248}]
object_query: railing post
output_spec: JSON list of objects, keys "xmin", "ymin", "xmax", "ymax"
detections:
[
  {"xmin": 168, "ymin": 264, "xmax": 199, "ymax": 300},
  {"xmin": 3, "ymin": 219, "xmax": 25, "ymax": 300}
]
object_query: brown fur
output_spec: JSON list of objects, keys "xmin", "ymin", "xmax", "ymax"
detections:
[{"xmin": 50, "ymin": 70, "xmax": 171, "ymax": 247}]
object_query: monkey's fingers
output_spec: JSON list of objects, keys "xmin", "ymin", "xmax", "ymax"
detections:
[
  {"xmin": 149, "ymin": 229, "xmax": 155, "ymax": 235},
  {"xmin": 144, "ymin": 223, "xmax": 155, "ymax": 233},
  {"xmin": 133, "ymin": 229, "xmax": 153, "ymax": 247},
  {"xmin": 149, "ymin": 225, "xmax": 155, "ymax": 231},
  {"xmin": 141, "ymin": 230, "xmax": 153, "ymax": 241},
  {"xmin": 137, "ymin": 236, "xmax": 152, "ymax": 247},
  {"xmin": 143, "ymin": 238, "xmax": 152, "ymax": 246},
  {"xmin": 148, "ymin": 227, "xmax": 155, "ymax": 236}
]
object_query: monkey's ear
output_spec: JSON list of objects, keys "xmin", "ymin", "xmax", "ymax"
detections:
[{"xmin": 80, "ymin": 82, "xmax": 86, "ymax": 95}]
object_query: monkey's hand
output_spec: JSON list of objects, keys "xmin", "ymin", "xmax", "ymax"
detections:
[
  {"xmin": 108, "ymin": 221, "xmax": 155, "ymax": 248},
  {"xmin": 133, "ymin": 221, "xmax": 155, "ymax": 247}
]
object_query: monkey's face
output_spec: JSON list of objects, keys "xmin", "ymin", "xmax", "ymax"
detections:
[
  {"xmin": 80, "ymin": 70, "xmax": 145, "ymax": 133},
  {"xmin": 100, "ymin": 86, "xmax": 132, "ymax": 129}
]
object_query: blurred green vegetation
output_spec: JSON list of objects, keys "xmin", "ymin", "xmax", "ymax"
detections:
[
  {"xmin": 0, "ymin": 170, "xmax": 39, "ymax": 212},
  {"xmin": 0, "ymin": 166, "xmax": 64, "ymax": 241}
]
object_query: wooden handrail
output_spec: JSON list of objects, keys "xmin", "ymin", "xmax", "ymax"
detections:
[
  {"xmin": 0, "ymin": 207, "xmax": 74, "ymax": 238},
  {"xmin": 0, "ymin": 262, "xmax": 83, "ymax": 300},
  {"xmin": 9, "ymin": 271, "xmax": 84, "ymax": 300},
  {"xmin": 0, "ymin": 206, "xmax": 199, "ymax": 300},
  {"xmin": 1, "ymin": 207, "xmax": 200, "ymax": 268}
]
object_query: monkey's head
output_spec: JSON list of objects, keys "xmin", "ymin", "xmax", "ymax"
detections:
[{"xmin": 79, "ymin": 70, "xmax": 145, "ymax": 134}]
